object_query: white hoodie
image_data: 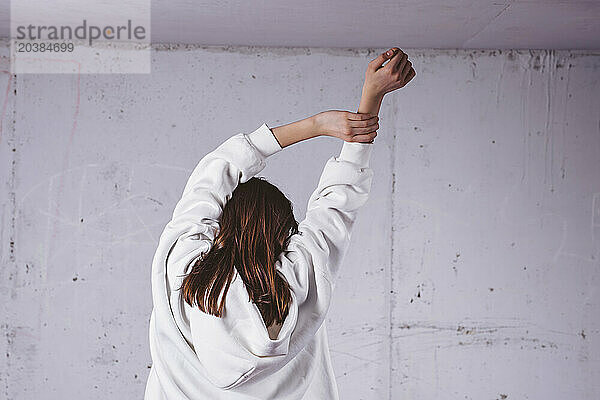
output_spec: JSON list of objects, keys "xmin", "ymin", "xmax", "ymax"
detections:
[{"xmin": 145, "ymin": 123, "xmax": 374, "ymax": 399}]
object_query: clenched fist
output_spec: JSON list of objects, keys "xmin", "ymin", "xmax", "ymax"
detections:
[{"xmin": 364, "ymin": 48, "xmax": 416, "ymax": 96}]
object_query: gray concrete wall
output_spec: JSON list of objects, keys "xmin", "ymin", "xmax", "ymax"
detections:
[{"xmin": 0, "ymin": 43, "xmax": 598, "ymax": 399}]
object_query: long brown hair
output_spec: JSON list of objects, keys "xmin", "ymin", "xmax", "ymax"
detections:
[{"xmin": 178, "ymin": 177, "xmax": 298, "ymax": 327}]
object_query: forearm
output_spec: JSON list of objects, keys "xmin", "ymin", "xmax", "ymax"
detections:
[{"xmin": 271, "ymin": 115, "xmax": 319, "ymax": 148}]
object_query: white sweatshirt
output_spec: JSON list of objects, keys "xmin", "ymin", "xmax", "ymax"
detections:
[{"xmin": 145, "ymin": 123, "xmax": 374, "ymax": 400}]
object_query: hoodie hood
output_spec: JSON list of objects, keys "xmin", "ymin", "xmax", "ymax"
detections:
[
  {"xmin": 149, "ymin": 227, "xmax": 299, "ymax": 397},
  {"xmin": 184, "ymin": 268, "xmax": 299, "ymax": 389}
]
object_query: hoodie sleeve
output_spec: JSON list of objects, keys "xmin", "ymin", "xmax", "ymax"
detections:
[
  {"xmin": 165, "ymin": 123, "xmax": 282, "ymax": 274},
  {"xmin": 272, "ymin": 140, "xmax": 374, "ymax": 366}
]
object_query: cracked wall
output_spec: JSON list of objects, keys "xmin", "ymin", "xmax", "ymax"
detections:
[{"xmin": 0, "ymin": 43, "xmax": 599, "ymax": 399}]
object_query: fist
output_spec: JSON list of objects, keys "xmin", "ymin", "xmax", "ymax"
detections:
[
  {"xmin": 364, "ymin": 47, "xmax": 416, "ymax": 96},
  {"xmin": 314, "ymin": 110, "xmax": 379, "ymax": 143}
]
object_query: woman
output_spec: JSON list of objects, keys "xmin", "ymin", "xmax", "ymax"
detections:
[{"xmin": 146, "ymin": 47, "xmax": 415, "ymax": 399}]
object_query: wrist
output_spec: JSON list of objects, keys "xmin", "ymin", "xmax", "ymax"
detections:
[
  {"xmin": 358, "ymin": 88, "xmax": 384, "ymax": 116},
  {"xmin": 310, "ymin": 113, "xmax": 325, "ymax": 137},
  {"xmin": 361, "ymin": 83, "xmax": 385, "ymax": 102}
]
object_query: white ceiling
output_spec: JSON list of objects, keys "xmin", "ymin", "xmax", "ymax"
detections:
[{"xmin": 1, "ymin": 0, "xmax": 599, "ymax": 49}]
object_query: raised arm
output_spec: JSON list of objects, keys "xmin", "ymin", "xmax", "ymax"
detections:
[
  {"xmin": 252, "ymin": 47, "xmax": 417, "ymax": 378},
  {"xmin": 270, "ymin": 47, "xmax": 416, "ymax": 287},
  {"xmin": 163, "ymin": 124, "xmax": 280, "ymax": 280}
]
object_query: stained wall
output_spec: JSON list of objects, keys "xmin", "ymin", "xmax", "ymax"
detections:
[{"xmin": 0, "ymin": 44, "xmax": 598, "ymax": 399}]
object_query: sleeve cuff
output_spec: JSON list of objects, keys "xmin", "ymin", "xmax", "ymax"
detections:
[
  {"xmin": 337, "ymin": 141, "xmax": 373, "ymax": 167},
  {"xmin": 246, "ymin": 123, "xmax": 283, "ymax": 158}
]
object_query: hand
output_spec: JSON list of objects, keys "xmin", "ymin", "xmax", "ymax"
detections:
[
  {"xmin": 313, "ymin": 110, "xmax": 379, "ymax": 143},
  {"xmin": 363, "ymin": 47, "xmax": 416, "ymax": 97}
]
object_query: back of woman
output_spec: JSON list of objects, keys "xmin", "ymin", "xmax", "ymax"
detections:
[{"xmin": 145, "ymin": 47, "xmax": 415, "ymax": 400}]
